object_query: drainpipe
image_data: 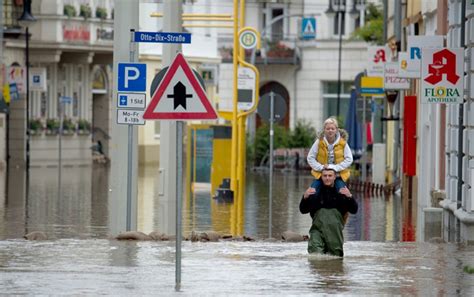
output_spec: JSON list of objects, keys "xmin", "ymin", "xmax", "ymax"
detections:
[
  {"xmin": 383, "ymin": 0, "xmax": 387, "ymax": 43},
  {"xmin": 293, "ymin": 50, "xmax": 301, "ymax": 127},
  {"xmin": 456, "ymin": 0, "xmax": 466, "ymax": 242}
]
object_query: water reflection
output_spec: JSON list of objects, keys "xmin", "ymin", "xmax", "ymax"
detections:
[{"xmin": 1, "ymin": 165, "xmax": 403, "ymax": 242}]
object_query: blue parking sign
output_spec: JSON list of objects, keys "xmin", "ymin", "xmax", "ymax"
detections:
[{"xmin": 117, "ymin": 63, "xmax": 147, "ymax": 92}]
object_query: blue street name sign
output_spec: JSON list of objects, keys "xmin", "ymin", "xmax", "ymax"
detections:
[
  {"xmin": 60, "ymin": 96, "xmax": 72, "ymax": 104},
  {"xmin": 133, "ymin": 31, "xmax": 191, "ymax": 44},
  {"xmin": 117, "ymin": 63, "xmax": 147, "ymax": 92}
]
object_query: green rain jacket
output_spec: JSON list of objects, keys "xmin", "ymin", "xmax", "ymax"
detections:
[{"xmin": 299, "ymin": 185, "xmax": 358, "ymax": 256}]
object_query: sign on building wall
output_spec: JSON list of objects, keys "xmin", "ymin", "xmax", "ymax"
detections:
[
  {"xmin": 63, "ymin": 24, "xmax": 91, "ymax": 42},
  {"xmin": 384, "ymin": 62, "xmax": 410, "ymax": 90},
  {"xmin": 421, "ymin": 48, "xmax": 464, "ymax": 104},
  {"xmin": 301, "ymin": 17, "xmax": 316, "ymax": 40},
  {"xmin": 29, "ymin": 68, "xmax": 47, "ymax": 92},
  {"xmin": 360, "ymin": 76, "xmax": 384, "ymax": 96},
  {"xmin": 405, "ymin": 35, "xmax": 444, "ymax": 78},
  {"xmin": 8, "ymin": 66, "xmax": 26, "ymax": 94},
  {"xmin": 367, "ymin": 46, "xmax": 391, "ymax": 77}
]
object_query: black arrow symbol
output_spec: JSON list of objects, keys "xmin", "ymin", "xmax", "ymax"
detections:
[{"xmin": 167, "ymin": 82, "xmax": 192, "ymax": 110}]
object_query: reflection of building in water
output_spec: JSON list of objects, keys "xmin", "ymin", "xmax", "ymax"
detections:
[
  {"xmin": 27, "ymin": 167, "xmax": 92, "ymax": 238},
  {"xmin": 137, "ymin": 166, "xmax": 156, "ymax": 234}
]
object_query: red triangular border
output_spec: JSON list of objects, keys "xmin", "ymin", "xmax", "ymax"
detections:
[{"xmin": 143, "ymin": 53, "xmax": 218, "ymax": 120}]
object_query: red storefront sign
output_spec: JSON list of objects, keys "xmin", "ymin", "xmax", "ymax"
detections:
[
  {"xmin": 403, "ymin": 95, "xmax": 417, "ymax": 176},
  {"xmin": 63, "ymin": 25, "xmax": 90, "ymax": 42}
]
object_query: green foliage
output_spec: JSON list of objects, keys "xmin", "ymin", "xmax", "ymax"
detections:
[
  {"xmin": 95, "ymin": 7, "xmax": 107, "ymax": 19},
  {"xmin": 288, "ymin": 120, "xmax": 316, "ymax": 148},
  {"xmin": 77, "ymin": 119, "xmax": 91, "ymax": 132},
  {"xmin": 253, "ymin": 124, "xmax": 289, "ymax": 165},
  {"xmin": 62, "ymin": 118, "xmax": 76, "ymax": 132},
  {"xmin": 464, "ymin": 265, "xmax": 474, "ymax": 274},
  {"xmin": 63, "ymin": 4, "xmax": 77, "ymax": 17},
  {"xmin": 365, "ymin": 3, "xmax": 382, "ymax": 21},
  {"xmin": 29, "ymin": 118, "xmax": 43, "ymax": 131},
  {"xmin": 351, "ymin": 3, "xmax": 384, "ymax": 45},
  {"xmin": 46, "ymin": 118, "xmax": 60, "ymax": 134},
  {"xmin": 80, "ymin": 4, "xmax": 92, "ymax": 19}
]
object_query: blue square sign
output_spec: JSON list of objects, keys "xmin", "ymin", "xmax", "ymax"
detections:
[
  {"xmin": 33, "ymin": 75, "xmax": 40, "ymax": 83},
  {"xmin": 117, "ymin": 63, "xmax": 147, "ymax": 92}
]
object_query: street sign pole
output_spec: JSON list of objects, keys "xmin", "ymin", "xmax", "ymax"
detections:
[
  {"xmin": 176, "ymin": 120, "xmax": 183, "ymax": 290},
  {"xmin": 268, "ymin": 91, "xmax": 274, "ymax": 239},
  {"xmin": 58, "ymin": 100, "xmax": 63, "ymax": 200},
  {"xmin": 126, "ymin": 29, "xmax": 136, "ymax": 231}
]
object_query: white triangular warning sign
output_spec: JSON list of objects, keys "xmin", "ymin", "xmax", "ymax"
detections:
[
  {"xmin": 143, "ymin": 53, "xmax": 218, "ymax": 120},
  {"xmin": 303, "ymin": 20, "xmax": 315, "ymax": 34}
]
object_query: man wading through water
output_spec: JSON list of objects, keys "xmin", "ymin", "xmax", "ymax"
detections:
[{"xmin": 299, "ymin": 168, "xmax": 358, "ymax": 257}]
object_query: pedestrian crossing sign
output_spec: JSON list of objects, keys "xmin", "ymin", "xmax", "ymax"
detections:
[{"xmin": 301, "ymin": 17, "xmax": 316, "ymax": 40}]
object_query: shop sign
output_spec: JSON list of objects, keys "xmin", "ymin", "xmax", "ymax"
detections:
[
  {"xmin": 405, "ymin": 35, "xmax": 444, "ymax": 78},
  {"xmin": 367, "ymin": 46, "xmax": 390, "ymax": 77},
  {"xmin": 97, "ymin": 28, "xmax": 113, "ymax": 42},
  {"xmin": 63, "ymin": 24, "xmax": 90, "ymax": 42},
  {"xmin": 421, "ymin": 48, "xmax": 463, "ymax": 104},
  {"xmin": 384, "ymin": 62, "xmax": 410, "ymax": 90}
]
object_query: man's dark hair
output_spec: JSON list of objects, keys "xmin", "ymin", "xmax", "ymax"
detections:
[{"xmin": 321, "ymin": 168, "xmax": 337, "ymax": 174}]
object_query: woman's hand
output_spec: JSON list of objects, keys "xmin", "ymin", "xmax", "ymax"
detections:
[
  {"xmin": 304, "ymin": 187, "xmax": 316, "ymax": 199},
  {"xmin": 339, "ymin": 187, "xmax": 353, "ymax": 198}
]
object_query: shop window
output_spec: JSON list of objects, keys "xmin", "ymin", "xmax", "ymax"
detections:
[
  {"xmin": 322, "ymin": 81, "xmax": 352, "ymax": 120},
  {"xmin": 40, "ymin": 93, "xmax": 47, "ymax": 117},
  {"xmin": 333, "ymin": 12, "xmax": 346, "ymax": 36}
]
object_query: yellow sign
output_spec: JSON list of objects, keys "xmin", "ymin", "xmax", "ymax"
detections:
[{"xmin": 360, "ymin": 76, "xmax": 384, "ymax": 96}]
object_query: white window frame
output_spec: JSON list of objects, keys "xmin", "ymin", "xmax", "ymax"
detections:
[{"xmin": 263, "ymin": 3, "xmax": 288, "ymax": 41}]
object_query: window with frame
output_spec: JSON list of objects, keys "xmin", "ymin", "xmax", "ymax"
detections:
[
  {"xmin": 263, "ymin": 4, "xmax": 287, "ymax": 41},
  {"xmin": 333, "ymin": 11, "xmax": 346, "ymax": 36},
  {"xmin": 322, "ymin": 81, "xmax": 352, "ymax": 121}
]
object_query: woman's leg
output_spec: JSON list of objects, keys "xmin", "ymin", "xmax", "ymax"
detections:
[
  {"xmin": 334, "ymin": 177, "xmax": 347, "ymax": 193},
  {"xmin": 310, "ymin": 178, "xmax": 322, "ymax": 195}
]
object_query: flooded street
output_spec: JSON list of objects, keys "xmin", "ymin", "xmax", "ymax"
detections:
[{"xmin": 1, "ymin": 166, "xmax": 473, "ymax": 295}]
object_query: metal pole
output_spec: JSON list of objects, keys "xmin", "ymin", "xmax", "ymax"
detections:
[
  {"xmin": 336, "ymin": 9, "xmax": 343, "ymax": 117},
  {"xmin": 456, "ymin": 0, "xmax": 466, "ymax": 242},
  {"xmin": 58, "ymin": 101, "xmax": 63, "ymax": 199},
  {"xmin": 362, "ymin": 96, "xmax": 367, "ymax": 181},
  {"xmin": 230, "ymin": 0, "xmax": 238, "ymax": 192},
  {"xmin": 126, "ymin": 29, "xmax": 136, "ymax": 231},
  {"xmin": 176, "ymin": 121, "xmax": 183, "ymax": 291},
  {"xmin": 25, "ymin": 26, "xmax": 30, "ymax": 177},
  {"xmin": 268, "ymin": 91, "xmax": 274, "ymax": 238},
  {"xmin": 383, "ymin": 0, "xmax": 388, "ymax": 43}
]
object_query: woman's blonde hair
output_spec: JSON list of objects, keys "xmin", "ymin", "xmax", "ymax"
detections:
[{"xmin": 323, "ymin": 117, "xmax": 339, "ymax": 129}]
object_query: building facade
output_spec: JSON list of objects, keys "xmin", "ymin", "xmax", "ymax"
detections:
[
  {"xmin": 2, "ymin": 0, "xmax": 114, "ymax": 167},
  {"xmin": 136, "ymin": 0, "xmax": 377, "ymax": 164},
  {"xmin": 442, "ymin": 0, "xmax": 474, "ymax": 243}
]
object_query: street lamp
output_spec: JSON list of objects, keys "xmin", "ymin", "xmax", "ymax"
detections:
[
  {"xmin": 327, "ymin": 0, "xmax": 346, "ymax": 117},
  {"xmin": 18, "ymin": 0, "xmax": 36, "ymax": 173}
]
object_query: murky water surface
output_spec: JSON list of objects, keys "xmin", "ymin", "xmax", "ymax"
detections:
[{"xmin": 0, "ymin": 166, "xmax": 473, "ymax": 295}]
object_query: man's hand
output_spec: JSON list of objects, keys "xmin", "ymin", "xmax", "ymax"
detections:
[
  {"xmin": 303, "ymin": 187, "xmax": 316, "ymax": 199},
  {"xmin": 339, "ymin": 187, "xmax": 353, "ymax": 198}
]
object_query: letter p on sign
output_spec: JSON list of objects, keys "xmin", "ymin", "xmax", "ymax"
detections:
[{"xmin": 118, "ymin": 63, "xmax": 147, "ymax": 92}]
